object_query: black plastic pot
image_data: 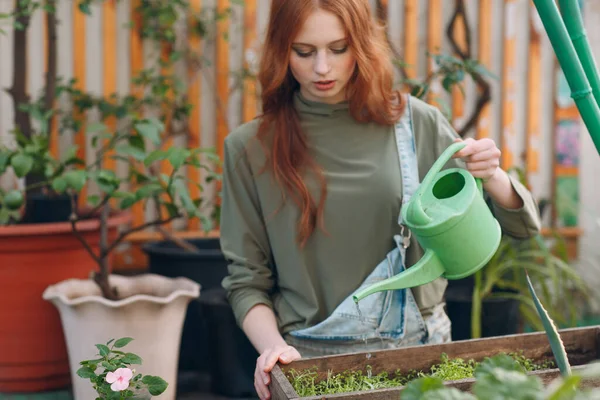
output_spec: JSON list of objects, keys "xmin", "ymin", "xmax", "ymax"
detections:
[
  {"xmin": 445, "ymin": 284, "xmax": 521, "ymax": 341},
  {"xmin": 198, "ymin": 287, "xmax": 258, "ymax": 398},
  {"xmin": 23, "ymin": 193, "xmax": 75, "ymax": 224},
  {"xmin": 142, "ymin": 238, "xmax": 230, "ymax": 378}
]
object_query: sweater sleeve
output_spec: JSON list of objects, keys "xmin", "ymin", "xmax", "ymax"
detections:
[
  {"xmin": 431, "ymin": 107, "xmax": 541, "ymax": 239},
  {"xmin": 220, "ymin": 133, "xmax": 275, "ymax": 328}
]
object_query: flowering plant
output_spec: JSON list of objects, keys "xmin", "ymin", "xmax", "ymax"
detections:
[{"xmin": 77, "ymin": 337, "xmax": 168, "ymax": 399}]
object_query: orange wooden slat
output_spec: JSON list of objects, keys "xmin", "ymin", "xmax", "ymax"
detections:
[
  {"xmin": 526, "ymin": 10, "xmax": 541, "ymax": 174},
  {"xmin": 216, "ymin": 0, "xmax": 230, "ymax": 160},
  {"xmin": 130, "ymin": 0, "xmax": 145, "ymax": 228},
  {"xmin": 404, "ymin": 0, "xmax": 418, "ymax": 81},
  {"xmin": 242, "ymin": 0, "xmax": 257, "ymax": 123},
  {"xmin": 451, "ymin": 6, "xmax": 466, "ymax": 123},
  {"xmin": 476, "ymin": 0, "xmax": 492, "ymax": 139},
  {"xmin": 501, "ymin": 0, "xmax": 515, "ymax": 169},
  {"xmin": 73, "ymin": 2, "xmax": 87, "ymax": 204},
  {"xmin": 188, "ymin": 0, "xmax": 202, "ymax": 231},
  {"xmin": 103, "ymin": 0, "xmax": 117, "ymax": 175}
]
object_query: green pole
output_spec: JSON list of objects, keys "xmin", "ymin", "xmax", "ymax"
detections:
[
  {"xmin": 558, "ymin": 0, "xmax": 600, "ymax": 108},
  {"xmin": 532, "ymin": 0, "xmax": 600, "ymax": 155}
]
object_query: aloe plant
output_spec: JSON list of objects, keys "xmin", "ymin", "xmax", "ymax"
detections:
[{"xmin": 526, "ymin": 273, "xmax": 572, "ymax": 377}]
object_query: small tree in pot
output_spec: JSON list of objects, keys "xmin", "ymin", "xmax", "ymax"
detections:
[{"xmin": 1, "ymin": 1, "xmax": 223, "ymax": 397}]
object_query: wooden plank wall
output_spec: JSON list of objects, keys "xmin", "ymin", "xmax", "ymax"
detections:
[{"xmin": 0, "ymin": 0, "xmax": 589, "ymax": 268}]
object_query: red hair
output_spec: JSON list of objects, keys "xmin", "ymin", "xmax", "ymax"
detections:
[{"xmin": 256, "ymin": 0, "xmax": 404, "ymax": 247}]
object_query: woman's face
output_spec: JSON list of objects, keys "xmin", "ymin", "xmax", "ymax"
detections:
[{"xmin": 289, "ymin": 9, "xmax": 356, "ymax": 105}]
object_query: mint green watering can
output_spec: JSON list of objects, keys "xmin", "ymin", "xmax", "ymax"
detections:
[{"xmin": 353, "ymin": 142, "xmax": 502, "ymax": 303}]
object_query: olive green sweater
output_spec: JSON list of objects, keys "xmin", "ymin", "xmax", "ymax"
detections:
[{"xmin": 220, "ymin": 92, "xmax": 541, "ymax": 335}]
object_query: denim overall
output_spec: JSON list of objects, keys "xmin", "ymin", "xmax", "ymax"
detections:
[{"xmin": 285, "ymin": 97, "xmax": 451, "ymax": 358}]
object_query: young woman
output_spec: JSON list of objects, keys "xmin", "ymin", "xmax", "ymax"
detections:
[{"xmin": 219, "ymin": 1, "xmax": 541, "ymax": 398}]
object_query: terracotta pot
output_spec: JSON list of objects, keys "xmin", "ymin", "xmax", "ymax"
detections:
[
  {"xmin": 43, "ymin": 274, "xmax": 200, "ymax": 400},
  {"xmin": 0, "ymin": 212, "xmax": 130, "ymax": 392}
]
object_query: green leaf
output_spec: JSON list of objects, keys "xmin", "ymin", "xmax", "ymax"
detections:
[
  {"xmin": 96, "ymin": 344, "xmax": 110, "ymax": 357},
  {"xmin": 135, "ymin": 183, "xmax": 164, "ymax": 199},
  {"xmin": 135, "ymin": 120, "xmax": 161, "ymax": 146},
  {"xmin": 3, "ymin": 190, "xmax": 24, "ymax": 210},
  {"xmin": 141, "ymin": 375, "xmax": 168, "ymax": 395},
  {"xmin": 475, "ymin": 354, "xmax": 526, "ymax": 378},
  {"xmin": 64, "ymin": 170, "xmax": 88, "ymax": 192},
  {"xmin": 78, "ymin": 2, "xmax": 91, "ymax": 15},
  {"xmin": 174, "ymin": 180, "xmax": 196, "ymax": 215},
  {"xmin": 52, "ymin": 177, "xmax": 68, "ymax": 193},
  {"xmin": 114, "ymin": 337, "xmax": 134, "ymax": 348},
  {"xmin": 0, "ymin": 208, "xmax": 10, "ymax": 224},
  {"xmin": 119, "ymin": 195, "xmax": 137, "ymax": 210},
  {"xmin": 62, "ymin": 145, "xmax": 79, "ymax": 163},
  {"xmin": 121, "ymin": 353, "xmax": 142, "ymax": 365},
  {"xmin": 76, "ymin": 366, "xmax": 96, "ymax": 379},
  {"xmin": 44, "ymin": 162, "xmax": 56, "ymax": 178},
  {"xmin": 116, "ymin": 145, "xmax": 146, "ymax": 161},
  {"xmin": 401, "ymin": 376, "xmax": 445, "ymax": 400},
  {"xmin": 111, "ymin": 191, "xmax": 133, "ymax": 199},
  {"xmin": 164, "ymin": 203, "xmax": 179, "ymax": 218},
  {"xmin": 0, "ymin": 150, "xmax": 10, "ymax": 174},
  {"xmin": 101, "ymin": 361, "xmax": 117, "ymax": 371},
  {"xmin": 473, "ymin": 368, "xmax": 544, "ymax": 400},
  {"xmin": 526, "ymin": 273, "xmax": 572, "ymax": 376},
  {"xmin": 144, "ymin": 150, "xmax": 168, "ymax": 167},
  {"xmin": 128, "ymin": 134, "xmax": 146, "ymax": 151},
  {"xmin": 421, "ymin": 388, "xmax": 476, "ymax": 400},
  {"xmin": 167, "ymin": 148, "xmax": 189, "ymax": 170},
  {"xmin": 11, "ymin": 154, "xmax": 34, "ymax": 177}
]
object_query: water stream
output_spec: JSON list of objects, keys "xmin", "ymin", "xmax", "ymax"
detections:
[{"xmin": 355, "ymin": 301, "xmax": 385, "ymax": 361}]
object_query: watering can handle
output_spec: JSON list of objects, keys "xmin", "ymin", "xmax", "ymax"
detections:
[
  {"xmin": 475, "ymin": 176, "xmax": 483, "ymax": 196},
  {"xmin": 407, "ymin": 142, "xmax": 485, "ymax": 225},
  {"xmin": 419, "ymin": 141, "xmax": 485, "ymax": 196}
]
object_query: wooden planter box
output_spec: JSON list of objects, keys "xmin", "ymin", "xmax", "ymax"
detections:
[{"xmin": 271, "ymin": 326, "xmax": 600, "ymax": 399}]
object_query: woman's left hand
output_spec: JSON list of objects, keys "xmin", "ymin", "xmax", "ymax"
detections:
[{"xmin": 451, "ymin": 137, "xmax": 501, "ymax": 182}]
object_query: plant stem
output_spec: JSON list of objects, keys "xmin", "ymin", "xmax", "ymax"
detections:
[
  {"xmin": 471, "ymin": 269, "xmax": 483, "ymax": 339},
  {"xmin": 9, "ymin": 2, "xmax": 32, "ymax": 139},
  {"xmin": 152, "ymin": 195, "xmax": 201, "ymax": 253},
  {"xmin": 44, "ymin": 1, "xmax": 57, "ymax": 124},
  {"xmin": 69, "ymin": 193, "xmax": 102, "ymax": 266},
  {"xmin": 100, "ymin": 215, "xmax": 181, "ymax": 259}
]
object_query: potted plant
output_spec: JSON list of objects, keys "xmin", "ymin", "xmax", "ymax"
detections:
[
  {"xmin": 1, "ymin": 1, "xmax": 220, "ymax": 398},
  {"xmin": 0, "ymin": 0, "xmax": 131, "ymax": 391},
  {"xmin": 76, "ymin": 337, "xmax": 168, "ymax": 399}
]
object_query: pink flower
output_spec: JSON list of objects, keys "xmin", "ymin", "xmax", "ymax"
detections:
[{"xmin": 105, "ymin": 367, "xmax": 133, "ymax": 391}]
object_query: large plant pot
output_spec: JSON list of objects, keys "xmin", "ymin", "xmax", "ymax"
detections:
[
  {"xmin": 445, "ymin": 284, "xmax": 521, "ymax": 340},
  {"xmin": 42, "ymin": 274, "xmax": 199, "ymax": 400},
  {"xmin": 143, "ymin": 238, "xmax": 228, "ymax": 378},
  {"xmin": 0, "ymin": 212, "xmax": 130, "ymax": 392}
]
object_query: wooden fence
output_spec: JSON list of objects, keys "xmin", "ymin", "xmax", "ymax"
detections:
[{"xmin": 0, "ymin": 0, "xmax": 588, "ymax": 268}]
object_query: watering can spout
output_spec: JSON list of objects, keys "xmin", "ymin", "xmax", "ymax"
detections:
[{"xmin": 352, "ymin": 249, "xmax": 445, "ymax": 303}]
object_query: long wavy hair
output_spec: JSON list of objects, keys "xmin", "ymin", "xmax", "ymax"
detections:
[{"xmin": 257, "ymin": 0, "xmax": 404, "ymax": 247}]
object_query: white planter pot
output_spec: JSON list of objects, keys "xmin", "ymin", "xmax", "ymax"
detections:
[{"xmin": 43, "ymin": 274, "xmax": 200, "ymax": 400}]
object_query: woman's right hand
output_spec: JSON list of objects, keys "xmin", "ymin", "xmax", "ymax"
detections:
[{"xmin": 254, "ymin": 344, "xmax": 301, "ymax": 400}]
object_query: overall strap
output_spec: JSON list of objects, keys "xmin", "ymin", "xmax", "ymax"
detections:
[{"xmin": 394, "ymin": 95, "xmax": 420, "ymax": 247}]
